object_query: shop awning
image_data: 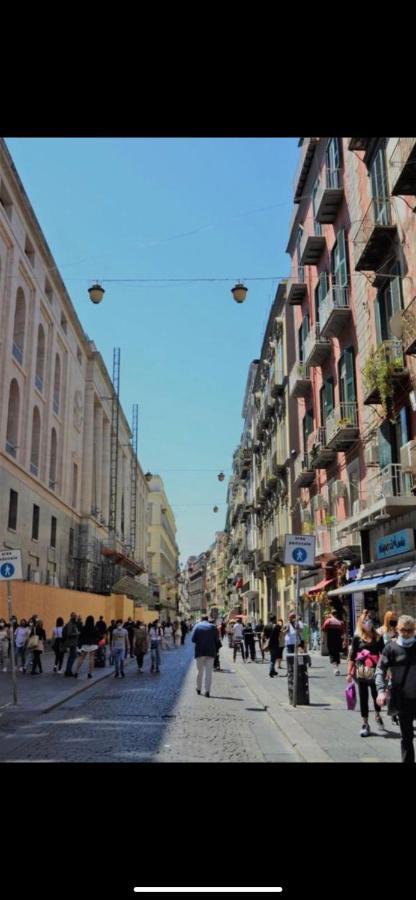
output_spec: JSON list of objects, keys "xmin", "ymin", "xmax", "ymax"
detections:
[
  {"xmin": 307, "ymin": 577, "xmax": 335, "ymax": 594},
  {"xmin": 393, "ymin": 565, "xmax": 416, "ymax": 591},
  {"xmin": 328, "ymin": 569, "xmax": 411, "ymax": 597}
]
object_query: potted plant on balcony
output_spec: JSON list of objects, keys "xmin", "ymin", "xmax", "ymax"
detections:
[
  {"xmin": 363, "ymin": 350, "xmax": 401, "ymax": 422},
  {"xmin": 323, "ymin": 514, "xmax": 336, "ymax": 527}
]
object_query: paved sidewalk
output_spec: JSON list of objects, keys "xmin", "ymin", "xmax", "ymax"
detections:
[
  {"xmin": 0, "ymin": 646, "xmax": 136, "ymax": 715},
  {"xmin": 231, "ymin": 646, "xmax": 403, "ymax": 762}
]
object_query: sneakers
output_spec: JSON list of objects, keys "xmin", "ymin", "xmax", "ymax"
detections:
[
  {"xmin": 360, "ymin": 723, "xmax": 371, "ymax": 737},
  {"xmin": 88, "ymin": 673, "xmax": 92, "ymax": 679},
  {"xmin": 375, "ymin": 714, "xmax": 384, "ymax": 729},
  {"xmin": 53, "ymin": 666, "xmax": 57, "ymax": 673},
  {"xmin": 334, "ymin": 668, "xmax": 340, "ymax": 676},
  {"xmin": 196, "ymin": 688, "xmax": 201, "ymax": 695},
  {"xmin": 392, "ymin": 715, "xmax": 399, "ymax": 726},
  {"xmin": 205, "ymin": 691, "xmax": 210, "ymax": 697}
]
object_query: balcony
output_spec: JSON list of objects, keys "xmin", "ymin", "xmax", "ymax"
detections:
[
  {"xmin": 287, "ymin": 276, "xmax": 307, "ymax": 306},
  {"xmin": 325, "ymin": 402, "xmax": 359, "ymax": 451},
  {"xmin": 390, "ymin": 138, "xmax": 416, "ymax": 196},
  {"xmin": 307, "ymin": 427, "xmax": 336, "ymax": 469},
  {"xmin": 299, "ymin": 228, "xmax": 326, "ymax": 266},
  {"xmin": 331, "ymin": 528, "xmax": 362, "ymax": 559},
  {"xmin": 293, "ymin": 138, "xmax": 319, "ymax": 203},
  {"xmin": 294, "ymin": 453, "xmax": 315, "ymax": 487},
  {"xmin": 367, "ymin": 463, "xmax": 416, "ymax": 516},
  {"xmin": 319, "ymin": 286, "xmax": 351, "ymax": 339},
  {"xmin": 363, "ymin": 340, "xmax": 408, "ymax": 405},
  {"xmin": 304, "ymin": 324, "xmax": 331, "ymax": 367},
  {"xmin": 353, "ymin": 198, "xmax": 398, "ymax": 271},
  {"xmin": 315, "ymin": 168, "xmax": 344, "ymax": 223},
  {"xmin": 402, "ymin": 296, "xmax": 416, "ymax": 356},
  {"xmin": 289, "ymin": 361, "xmax": 311, "ymax": 398}
]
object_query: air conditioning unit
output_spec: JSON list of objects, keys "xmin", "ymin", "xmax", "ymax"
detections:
[
  {"xmin": 331, "ymin": 480, "xmax": 347, "ymax": 499},
  {"xmin": 311, "ymin": 494, "xmax": 328, "ymax": 512},
  {"xmin": 400, "ymin": 439, "xmax": 416, "ymax": 472},
  {"xmin": 364, "ymin": 444, "xmax": 379, "ymax": 467}
]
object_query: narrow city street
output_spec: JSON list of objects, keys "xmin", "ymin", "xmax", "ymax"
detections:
[{"xmin": 0, "ymin": 640, "xmax": 404, "ymax": 762}]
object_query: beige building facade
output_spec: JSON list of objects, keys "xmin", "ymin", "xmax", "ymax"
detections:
[{"xmin": 146, "ymin": 474, "xmax": 179, "ymax": 619}]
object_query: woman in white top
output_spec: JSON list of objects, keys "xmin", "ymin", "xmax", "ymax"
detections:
[
  {"xmin": 163, "ymin": 622, "xmax": 173, "ymax": 650},
  {"xmin": 149, "ymin": 621, "xmax": 162, "ymax": 673},
  {"xmin": 52, "ymin": 616, "xmax": 65, "ymax": 673},
  {"xmin": 14, "ymin": 619, "xmax": 30, "ymax": 673}
]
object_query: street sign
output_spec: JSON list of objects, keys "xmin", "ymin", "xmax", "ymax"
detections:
[
  {"xmin": 284, "ymin": 534, "xmax": 316, "ymax": 567},
  {"xmin": 0, "ymin": 549, "xmax": 23, "ymax": 581}
]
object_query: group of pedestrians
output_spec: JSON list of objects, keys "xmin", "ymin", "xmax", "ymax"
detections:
[{"xmin": 0, "ymin": 612, "xmax": 190, "ymax": 680}]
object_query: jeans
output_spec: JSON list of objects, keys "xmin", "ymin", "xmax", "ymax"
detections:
[
  {"xmin": 196, "ymin": 656, "xmax": 214, "ymax": 693},
  {"xmin": 65, "ymin": 645, "xmax": 77, "ymax": 675},
  {"xmin": 244, "ymin": 638, "xmax": 256, "ymax": 661},
  {"xmin": 151, "ymin": 643, "xmax": 160, "ymax": 670},
  {"xmin": 15, "ymin": 645, "xmax": 27, "ymax": 669},
  {"xmin": 115, "ymin": 648, "xmax": 125, "ymax": 675},
  {"xmin": 136, "ymin": 651, "xmax": 145, "ymax": 669},
  {"xmin": 233, "ymin": 640, "xmax": 245, "ymax": 661},
  {"xmin": 269, "ymin": 649, "xmax": 279, "ymax": 676},
  {"xmin": 31, "ymin": 650, "xmax": 43, "ymax": 673},
  {"xmin": 398, "ymin": 698, "xmax": 416, "ymax": 763},
  {"xmin": 54, "ymin": 649, "xmax": 65, "ymax": 670}
]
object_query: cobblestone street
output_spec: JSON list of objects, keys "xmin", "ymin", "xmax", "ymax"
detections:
[{"xmin": 0, "ymin": 640, "xmax": 406, "ymax": 762}]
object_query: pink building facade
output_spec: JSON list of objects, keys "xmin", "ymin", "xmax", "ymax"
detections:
[{"xmin": 287, "ymin": 137, "xmax": 416, "ymax": 630}]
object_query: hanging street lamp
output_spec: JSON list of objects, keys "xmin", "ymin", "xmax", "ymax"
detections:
[
  {"xmin": 213, "ymin": 506, "xmax": 219, "ymax": 513},
  {"xmin": 88, "ymin": 283, "xmax": 105, "ymax": 304},
  {"xmin": 218, "ymin": 472, "xmax": 225, "ymax": 482},
  {"xmin": 231, "ymin": 282, "xmax": 248, "ymax": 304}
]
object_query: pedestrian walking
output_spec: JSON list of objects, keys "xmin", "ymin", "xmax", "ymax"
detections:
[
  {"xmin": 29, "ymin": 618, "xmax": 46, "ymax": 675},
  {"xmin": 192, "ymin": 614, "xmax": 218, "ymax": 697},
  {"xmin": 322, "ymin": 608, "xmax": 345, "ymax": 675},
  {"xmin": 122, "ymin": 618, "xmax": 135, "ymax": 658},
  {"xmin": 284, "ymin": 611, "xmax": 304, "ymax": 655},
  {"xmin": 108, "ymin": 619, "xmax": 116, "ymax": 665},
  {"xmin": 52, "ymin": 616, "xmax": 66, "ymax": 673},
  {"xmin": 181, "ymin": 620, "xmax": 188, "ymax": 645},
  {"xmin": 63, "ymin": 612, "xmax": 80, "ymax": 677},
  {"xmin": 96, "ymin": 615, "xmax": 107, "ymax": 642},
  {"xmin": 220, "ymin": 620, "xmax": 226, "ymax": 641},
  {"xmin": 276, "ymin": 618, "xmax": 285, "ymax": 670},
  {"xmin": 268, "ymin": 619, "xmax": 284, "ymax": 677},
  {"xmin": 149, "ymin": 621, "xmax": 163, "ymax": 673},
  {"xmin": 347, "ymin": 610, "xmax": 384, "ymax": 737},
  {"xmin": 233, "ymin": 618, "xmax": 246, "ymax": 662},
  {"xmin": 163, "ymin": 621, "xmax": 173, "ymax": 650},
  {"xmin": 174, "ymin": 620, "xmax": 182, "ymax": 648},
  {"xmin": 112, "ymin": 620, "xmax": 129, "ymax": 677},
  {"xmin": 377, "ymin": 609, "xmax": 399, "ymax": 725},
  {"xmin": 226, "ymin": 620, "xmax": 234, "ymax": 648},
  {"xmin": 243, "ymin": 621, "xmax": 256, "ymax": 662},
  {"xmin": 134, "ymin": 621, "xmax": 149, "ymax": 672},
  {"xmin": 14, "ymin": 619, "xmax": 30, "ymax": 672},
  {"xmin": 254, "ymin": 620, "xmax": 264, "ymax": 660},
  {"xmin": 73, "ymin": 615, "xmax": 99, "ymax": 679},
  {"xmin": 376, "ymin": 615, "xmax": 416, "ymax": 763},
  {"xmin": 0, "ymin": 619, "xmax": 10, "ymax": 672}
]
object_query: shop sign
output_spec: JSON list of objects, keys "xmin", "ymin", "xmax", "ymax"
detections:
[{"xmin": 375, "ymin": 528, "xmax": 415, "ymax": 560}]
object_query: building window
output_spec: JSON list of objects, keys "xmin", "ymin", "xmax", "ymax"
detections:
[
  {"xmin": 12, "ymin": 287, "xmax": 26, "ymax": 365},
  {"xmin": 24, "ymin": 234, "xmax": 35, "ymax": 268},
  {"xmin": 69, "ymin": 527, "xmax": 74, "ymax": 557},
  {"xmin": 49, "ymin": 428, "xmax": 57, "ymax": 490},
  {"xmin": 369, "ymin": 143, "xmax": 390, "ymax": 223},
  {"xmin": 312, "ymin": 178, "xmax": 322, "ymax": 237},
  {"xmin": 298, "ymin": 312, "xmax": 309, "ymax": 362},
  {"xmin": 0, "ymin": 179, "xmax": 13, "ymax": 220},
  {"xmin": 326, "ymin": 138, "xmax": 342, "ymax": 187},
  {"xmin": 61, "ymin": 314, "xmax": 67, "ymax": 334},
  {"xmin": 77, "ymin": 347, "xmax": 82, "ymax": 365},
  {"xmin": 50, "ymin": 516, "xmax": 57, "ymax": 549},
  {"xmin": 331, "ymin": 229, "xmax": 349, "ymax": 289},
  {"xmin": 339, "ymin": 347, "xmax": 357, "ymax": 404},
  {"xmin": 296, "ymin": 226, "xmax": 305, "ymax": 282},
  {"xmin": 53, "ymin": 354, "xmax": 61, "ymax": 415},
  {"xmin": 35, "ymin": 324, "xmax": 45, "ymax": 393},
  {"xmin": 72, "ymin": 463, "xmax": 78, "ymax": 508},
  {"xmin": 303, "ymin": 409, "xmax": 314, "ymax": 454},
  {"xmin": 32, "ymin": 505, "xmax": 40, "ymax": 541},
  {"xmin": 30, "ymin": 406, "xmax": 41, "ymax": 476},
  {"xmin": 320, "ymin": 377, "xmax": 334, "ymax": 424},
  {"xmin": 6, "ymin": 378, "xmax": 20, "ymax": 457},
  {"xmin": 8, "ymin": 490, "xmax": 18, "ymax": 530},
  {"xmin": 315, "ymin": 272, "xmax": 329, "ymax": 326},
  {"xmin": 44, "ymin": 278, "xmax": 53, "ymax": 304},
  {"xmin": 375, "ymin": 265, "xmax": 403, "ymax": 342}
]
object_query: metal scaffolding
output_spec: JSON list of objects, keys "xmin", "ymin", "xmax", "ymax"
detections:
[
  {"xmin": 108, "ymin": 347, "xmax": 120, "ymax": 540},
  {"xmin": 130, "ymin": 403, "xmax": 138, "ymax": 556}
]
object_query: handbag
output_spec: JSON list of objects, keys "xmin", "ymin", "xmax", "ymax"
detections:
[
  {"xmin": 28, "ymin": 634, "xmax": 40, "ymax": 650},
  {"xmin": 345, "ymin": 681, "xmax": 357, "ymax": 711},
  {"xmin": 355, "ymin": 649, "xmax": 379, "ymax": 682}
]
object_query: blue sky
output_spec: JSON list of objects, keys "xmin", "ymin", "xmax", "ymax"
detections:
[{"xmin": 5, "ymin": 137, "xmax": 299, "ymax": 565}]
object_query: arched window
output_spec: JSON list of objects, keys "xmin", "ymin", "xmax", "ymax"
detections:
[
  {"xmin": 12, "ymin": 288, "xmax": 26, "ymax": 365},
  {"xmin": 6, "ymin": 379, "xmax": 20, "ymax": 457},
  {"xmin": 35, "ymin": 324, "xmax": 45, "ymax": 392},
  {"xmin": 49, "ymin": 428, "xmax": 57, "ymax": 490},
  {"xmin": 30, "ymin": 407, "xmax": 41, "ymax": 476},
  {"xmin": 53, "ymin": 354, "xmax": 61, "ymax": 415}
]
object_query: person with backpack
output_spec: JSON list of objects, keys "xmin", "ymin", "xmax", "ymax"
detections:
[
  {"xmin": 149, "ymin": 620, "xmax": 163, "ymax": 673},
  {"xmin": 376, "ymin": 615, "xmax": 416, "ymax": 763},
  {"xmin": 192, "ymin": 614, "xmax": 219, "ymax": 697},
  {"xmin": 347, "ymin": 609, "xmax": 384, "ymax": 737},
  {"xmin": 322, "ymin": 608, "xmax": 345, "ymax": 676},
  {"xmin": 52, "ymin": 616, "xmax": 66, "ymax": 673},
  {"xmin": 63, "ymin": 612, "xmax": 80, "ymax": 677}
]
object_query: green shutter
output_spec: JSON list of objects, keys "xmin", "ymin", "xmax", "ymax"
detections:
[{"xmin": 345, "ymin": 347, "xmax": 356, "ymax": 403}]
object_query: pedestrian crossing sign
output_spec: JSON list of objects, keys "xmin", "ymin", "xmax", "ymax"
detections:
[
  {"xmin": 0, "ymin": 549, "xmax": 23, "ymax": 580},
  {"xmin": 283, "ymin": 535, "xmax": 316, "ymax": 567}
]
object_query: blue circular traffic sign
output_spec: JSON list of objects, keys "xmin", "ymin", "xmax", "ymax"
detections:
[
  {"xmin": 292, "ymin": 548, "xmax": 307, "ymax": 563},
  {"xmin": 0, "ymin": 563, "xmax": 15, "ymax": 578}
]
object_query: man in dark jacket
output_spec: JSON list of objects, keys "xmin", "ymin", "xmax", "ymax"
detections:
[
  {"xmin": 376, "ymin": 614, "xmax": 416, "ymax": 763},
  {"xmin": 268, "ymin": 619, "xmax": 282, "ymax": 678},
  {"xmin": 64, "ymin": 612, "xmax": 80, "ymax": 677},
  {"xmin": 192, "ymin": 615, "xmax": 218, "ymax": 697}
]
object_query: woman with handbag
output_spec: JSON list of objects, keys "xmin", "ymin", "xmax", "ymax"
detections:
[
  {"xmin": 29, "ymin": 618, "xmax": 46, "ymax": 674},
  {"xmin": 347, "ymin": 610, "xmax": 384, "ymax": 737}
]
